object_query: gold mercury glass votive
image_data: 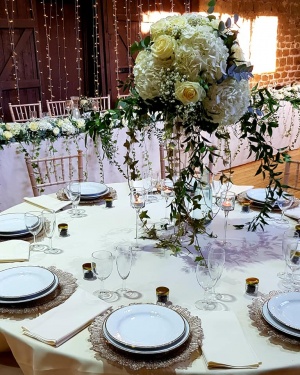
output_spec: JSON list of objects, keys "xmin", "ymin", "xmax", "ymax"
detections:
[
  {"xmin": 156, "ymin": 286, "xmax": 169, "ymax": 303},
  {"xmin": 245, "ymin": 277, "xmax": 259, "ymax": 295}
]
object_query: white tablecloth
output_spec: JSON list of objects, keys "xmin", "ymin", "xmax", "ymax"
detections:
[{"xmin": 0, "ymin": 182, "xmax": 299, "ymax": 375}]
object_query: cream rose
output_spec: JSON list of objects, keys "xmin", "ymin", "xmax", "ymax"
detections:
[
  {"xmin": 28, "ymin": 121, "xmax": 39, "ymax": 131},
  {"xmin": 76, "ymin": 119, "xmax": 85, "ymax": 129},
  {"xmin": 53, "ymin": 127, "xmax": 60, "ymax": 136},
  {"xmin": 150, "ymin": 18, "xmax": 168, "ymax": 39},
  {"xmin": 175, "ymin": 81, "xmax": 206, "ymax": 105},
  {"xmin": 3, "ymin": 130, "xmax": 13, "ymax": 140},
  {"xmin": 57, "ymin": 119, "xmax": 64, "ymax": 127},
  {"xmin": 151, "ymin": 35, "xmax": 175, "ymax": 61}
]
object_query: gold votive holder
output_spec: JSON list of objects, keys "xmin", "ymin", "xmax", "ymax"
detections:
[
  {"xmin": 241, "ymin": 200, "xmax": 251, "ymax": 213},
  {"xmin": 58, "ymin": 223, "xmax": 69, "ymax": 237},
  {"xmin": 105, "ymin": 198, "xmax": 113, "ymax": 208},
  {"xmin": 156, "ymin": 286, "xmax": 169, "ymax": 303},
  {"xmin": 245, "ymin": 277, "xmax": 259, "ymax": 295},
  {"xmin": 82, "ymin": 262, "xmax": 96, "ymax": 280}
]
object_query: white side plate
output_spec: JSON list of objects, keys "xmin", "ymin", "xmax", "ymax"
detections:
[
  {"xmin": 0, "ymin": 266, "xmax": 55, "ymax": 299},
  {"xmin": 105, "ymin": 304, "xmax": 185, "ymax": 348},
  {"xmin": 103, "ymin": 317, "xmax": 190, "ymax": 354},
  {"xmin": 267, "ymin": 292, "xmax": 300, "ymax": 330},
  {"xmin": 262, "ymin": 302, "xmax": 300, "ymax": 338},
  {"xmin": 0, "ymin": 213, "xmax": 38, "ymax": 234}
]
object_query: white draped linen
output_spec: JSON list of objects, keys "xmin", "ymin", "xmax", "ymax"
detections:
[
  {"xmin": 0, "ymin": 182, "xmax": 299, "ymax": 375},
  {"xmin": 1, "ymin": 101, "xmax": 299, "ymax": 211}
]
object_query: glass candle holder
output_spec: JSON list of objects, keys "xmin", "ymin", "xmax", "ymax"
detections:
[
  {"xmin": 58, "ymin": 223, "xmax": 69, "ymax": 237},
  {"xmin": 156, "ymin": 286, "xmax": 169, "ymax": 303},
  {"xmin": 245, "ymin": 277, "xmax": 259, "ymax": 296}
]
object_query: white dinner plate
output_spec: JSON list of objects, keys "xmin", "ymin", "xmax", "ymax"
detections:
[
  {"xmin": 262, "ymin": 302, "xmax": 300, "ymax": 338},
  {"xmin": 0, "ymin": 213, "xmax": 39, "ymax": 234},
  {"xmin": 76, "ymin": 182, "xmax": 108, "ymax": 196},
  {"xmin": 80, "ymin": 187, "xmax": 110, "ymax": 200},
  {"xmin": 103, "ymin": 316, "xmax": 190, "ymax": 355},
  {"xmin": 0, "ymin": 266, "xmax": 55, "ymax": 300},
  {"xmin": 246, "ymin": 188, "xmax": 279, "ymax": 204},
  {"xmin": 0, "ymin": 274, "xmax": 59, "ymax": 304},
  {"xmin": 105, "ymin": 304, "xmax": 185, "ymax": 349},
  {"xmin": 267, "ymin": 292, "xmax": 300, "ymax": 330}
]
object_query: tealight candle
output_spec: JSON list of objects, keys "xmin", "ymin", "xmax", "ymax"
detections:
[
  {"xmin": 222, "ymin": 200, "xmax": 233, "ymax": 211},
  {"xmin": 133, "ymin": 195, "xmax": 144, "ymax": 208}
]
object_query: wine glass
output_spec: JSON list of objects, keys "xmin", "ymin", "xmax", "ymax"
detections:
[
  {"xmin": 29, "ymin": 110, "xmax": 37, "ymax": 121},
  {"xmin": 284, "ymin": 241, "xmax": 300, "ymax": 291},
  {"xmin": 65, "ymin": 100, "xmax": 73, "ymax": 116},
  {"xmin": 115, "ymin": 245, "xmax": 133, "ymax": 296},
  {"xmin": 65, "ymin": 182, "xmax": 85, "ymax": 218},
  {"xmin": 211, "ymin": 172, "xmax": 223, "ymax": 208},
  {"xmin": 42, "ymin": 210, "xmax": 60, "ymax": 254},
  {"xmin": 278, "ymin": 229, "xmax": 299, "ymax": 284},
  {"xmin": 92, "ymin": 250, "xmax": 114, "ymax": 300},
  {"xmin": 160, "ymin": 179, "xmax": 174, "ymax": 224},
  {"xmin": 208, "ymin": 246, "xmax": 225, "ymax": 300},
  {"xmin": 129, "ymin": 187, "xmax": 146, "ymax": 250},
  {"xmin": 276, "ymin": 193, "xmax": 294, "ymax": 225},
  {"xmin": 24, "ymin": 211, "xmax": 47, "ymax": 252},
  {"xmin": 219, "ymin": 191, "xmax": 235, "ymax": 247},
  {"xmin": 195, "ymin": 261, "xmax": 216, "ymax": 310}
]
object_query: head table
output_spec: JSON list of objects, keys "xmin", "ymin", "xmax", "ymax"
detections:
[{"xmin": 0, "ymin": 182, "xmax": 299, "ymax": 375}]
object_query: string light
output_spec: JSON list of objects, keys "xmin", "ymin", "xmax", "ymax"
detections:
[
  {"xmin": 54, "ymin": 1, "xmax": 63, "ymax": 99},
  {"xmin": 92, "ymin": 0, "xmax": 100, "ymax": 96},
  {"xmin": 112, "ymin": 0, "xmax": 120, "ymax": 96},
  {"xmin": 184, "ymin": 0, "xmax": 191, "ymax": 13},
  {"xmin": 60, "ymin": 0, "xmax": 69, "ymax": 98},
  {"xmin": 4, "ymin": 0, "xmax": 21, "ymax": 104},
  {"xmin": 42, "ymin": 0, "xmax": 54, "ymax": 99},
  {"xmin": 74, "ymin": 0, "xmax": 82, "ymax": 96}
]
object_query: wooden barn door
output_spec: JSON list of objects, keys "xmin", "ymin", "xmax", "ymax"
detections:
[{"xmin": 0, "ymin": 0, "xmax": 41, "ymax": 121}]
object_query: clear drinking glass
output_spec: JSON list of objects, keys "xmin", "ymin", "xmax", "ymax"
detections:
[
  {"xmin": 195, "ymin": 261, "xmax": 216, "ymax": 310},
  {"xmin": 65, "ymin": 182, "xmax": 85, "ymax": 218},
  {"xmin": 29, "ymin": 110, "xmax": 37, "ymax": 121},
  {"xmin": 276, "ymin": 193, "xmax": 294, "ymax": 225},
  {"xmin": 160, "ymin": 179, "xmax": 174, "ymax": 224},
  {"xmin": 24, "ymin": 211, "xmax": 47, "ymax": 252},
  {"xmin": 220, "ymin": 191, "xmax": 235, "ymax": 247},
  {"xmin": 65, "ymin": 100, "xmax": 73, "ymax": 116},
  {"xmin": 208, "ymin": 246, "xmax": 225, "ymax": 300},
  {"xmin": 279, "ymin": 229, "xmax": 299, "ymax": 284},
  {"xmin": 115, "ymin": 245, "xmax": 133, "ymax": 296},
  {"xmin": 284, "ymin": 242, "xmax": 300, "ymax": 291},
  {"xmin": 92, "ymin": 250, "xmax": 114, "ymax": 300},
  {"xmin": 129, "ymin": 187, "xmax": 146, "ymax": 250},
  {"xmin": 42, "ymin": 210, "xmax": 60, "ymax": 254}
]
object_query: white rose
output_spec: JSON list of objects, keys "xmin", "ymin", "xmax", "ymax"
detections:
[
  {"xmin": 5, "ymin": 123, "xmax": 11, "ymax": 130},
  {"xmin": 151, "ymin": 35, "xmax": 175, "ymax": 61},
  {"xmin": 3, "ymin": 130, "xmax": 13, "ymax": 140},
  {"xmin": 76, "ymin": 119, "xmax": 85, "ymax": 129},
  {"xmin": 53, "ymin": 127, "xmax": 60, "ymax": 136},
  {"xmin": 29, "ymin": 121, "xmax": 39, "ymax": 131},
  {"xmin": 175, "ymin": 81, "xmax": 206, "ymax": 105},
  {"xmin": 57, "ymin": 119, "xmax": 64, "ymax": 127},
  {"xmin": 150, "ymin": 18, "xmax": 168, "ymax": 39}
]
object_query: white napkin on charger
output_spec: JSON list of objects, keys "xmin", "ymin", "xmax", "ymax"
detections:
[
  {"xmin": 24, "ymin": 195, "xmax": 71, "ymax": 212},
  {"xmin": 22, "ymin": 288, "xmax": 111, "ymax": 347},
  {"xmin": 0, "ymin": 240, "xmax": 30, "ymax": 263},
  {"xmin": 201, "ymin": 311, "xmax": 261, "ymax": 369}
]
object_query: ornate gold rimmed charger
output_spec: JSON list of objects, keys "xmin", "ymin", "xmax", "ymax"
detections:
[
  {"xmin": 0, "ymin": 266, "xmax": 77, "ymax": 318},
  {"xmin": 89, "ymin": 303, "xmax": 203, "ymax": 370}
]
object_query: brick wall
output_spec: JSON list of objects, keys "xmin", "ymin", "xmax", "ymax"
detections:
[{"xmin": 211, "ymin": 0, "xmax": 300, "ymax": 87}]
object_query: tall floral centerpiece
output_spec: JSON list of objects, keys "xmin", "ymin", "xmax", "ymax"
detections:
[{"xmin": 86, "ymin": 9, "xmax": 299, "ymax": 256}]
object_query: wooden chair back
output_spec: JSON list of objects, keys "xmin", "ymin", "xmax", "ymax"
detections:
[
  {"xmin": 46, "ymin": 100, "xmax": 68, "ymax": 117},
  {"xmin": 88, "ymin": 95, "xmax": 111, "ymax": 111},
  {"xmin": 9, "ymin": 102, "xmax": 42, "ymax": 122},
  {"xmin": 25, "ymin": 150, "xmax": 84, "ymax": 196},
  {"xmin": 283, "ymin": 159, "xmax": 300, "ymax": 191}
]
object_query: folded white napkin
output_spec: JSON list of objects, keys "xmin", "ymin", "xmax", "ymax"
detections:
[
  {"xmin": 22, "ymin": 288, "xmax": 111, "ymax": 347},
  {"xmin": 24, "ymin": 195, "xmax": 71, "ymax": 212},
  {"xmin": 0, "ymin": 240, "xmax": 30, "ymax": 262},
  {"xmin": 285, "ymin": 206, "xmax": 300, "ymax": 221},
  {"xmin": 201, "ymin": 311, "xmax": 261, "ymax": 369}
]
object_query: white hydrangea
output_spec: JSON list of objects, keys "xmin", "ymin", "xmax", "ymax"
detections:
[{"xmin": 203, "ymin": 79, "xmax": 251, "ymax": 127}]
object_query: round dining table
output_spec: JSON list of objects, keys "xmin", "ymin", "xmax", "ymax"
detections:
[{"xmin": 0, "ymin": 182, "xmax": 299, "ymax": 375}]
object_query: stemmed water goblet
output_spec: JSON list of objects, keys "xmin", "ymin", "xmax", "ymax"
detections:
[
  {"xmin": 92, "ymin": 250, "xmax": 114, "ymax": 300},
  {"xmin": 220, "ymin": 191, "xmax": 235, "ymax": 247},
  {"xmin": 283, "ymin": 240, "xmax": 300, "ymax": 291},
  {"xmin": 29, "ymin": 110, "xmax": 37, "ymax": 121},
  {"xmin": 276, "ymin": 193, "xmax": 294, "ymax": 226},
  {"xmin": 130, "ymin": 187, "xmax": 146, "ymax": 250},
  {"xmin": 42, "ymin": 210, "xmax": 60, "ymax": 254},
  {"xmin": 160, "ymin": 179, "xmax": 174, "ymax": 224},
  {"xmin": 65, "ymin": 182, "xmax": 85, "ymax": 218},
  {"xmin": 24, "ymin": 211, "xmax": 47, "ymax": 252},
  {"xmin": 278, "ymin": 229, "xmax": 299, "ymax": 285},
  {"xmin": 195, "ymin": 260, "xmax": 216, "ymax": 310},
  {"xmin": 65, "ymin": 100, "xmax": 73, "ymax": 116},
  {"xmin": 115, "ymin": 245, "xmax": 133, "ymax": 297},
  {"xmin": 208, "ymin": 246, "xmax": 225, "ymax": 301}
]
